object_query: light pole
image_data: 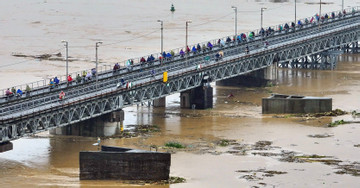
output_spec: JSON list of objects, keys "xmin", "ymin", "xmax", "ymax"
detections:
[
  {"xmin": 185, "ymin": 20, "xmax": 192, "ymax": 49},
  {"xmin": 95, "ymin": 41, "xmax": 102, "ymax": 89},
  {"xmin": 319, "ymin": 0, "xmax": 322, "ymax": 28},
  {"xmin": 157, "ymin": 20, "xmax": 163, "ymax": 64},
  {"xmin": 231, "ymin": 6, "xmax": 237, "ymax": 36},
  {"xmin": 261, "ymin": 7, "xmax": 267, "ymax": 29},
  {"xmin": 61, "ymin": 40, "xmax": 68, "ymax": 83},
  {"xmin": 342, "ymin": 0, "xmax": 344, "ymax": 11},
  {"xmin": 295, "ymin": 0, "xmax": 297, "ymax": 32}
]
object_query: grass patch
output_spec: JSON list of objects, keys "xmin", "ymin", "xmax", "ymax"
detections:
[
  {"xmin": 165, "ymin": 141, "xmax": 186, "ymax": 148},
  {"xmin": 266, "ymin": 82, "xmax": 275, "ymax": 87},
  {"xmin": 168, "ymin": 176, "xmax": 186, "ymax": 184},
  {"xmin": 295, "ymin": 154, "xmax": 327, "ymax": 159},
  {"xmin": 218, "ymin": 139, "xmax": 230, "ymax": 147},
  {"xmin": 328, "ymin": 119, "xmax": 346, "ymax": 127},
  {"xmin": 352, "ymin": 110, "xmax": 360, "ymax": 116}
]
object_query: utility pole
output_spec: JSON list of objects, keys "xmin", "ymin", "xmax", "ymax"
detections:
[
  {"xmin": 261, "ymin": 7, "xmax": 267, "ymax": 29},
  {"xmin": 186, "ymin": 20, "xmax": 192, "ymax": 49},
  {"xmin": 61, "ymin": 40, "xmax": 68, "ymax": 84},
  {"xmin": 232, "ymin": 6, "xmax": 237, "ymax": 36},
  {"xmin": 295, "ymin": 0, "xmax": 297, "ymax": 32},
  {"xmin": 319, "ymin": 0, "xmax": 322, "ymax": 29},
  {"xmin": 157, "ymin": 20, "xmax": 163, "ymax": 65},
  {"xmin": 95, "ymin": 41, "xmax": 102, "ymax": 89}
]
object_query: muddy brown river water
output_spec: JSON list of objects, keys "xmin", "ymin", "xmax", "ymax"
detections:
[{"xmin": 1, "ymin": 0, "xmax": 360, "ymax": 187}]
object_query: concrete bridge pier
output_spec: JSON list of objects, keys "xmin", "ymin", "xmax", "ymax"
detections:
[
  {"xmin": 349, "ymin": 42, "xmax": 359, "ymax": 53},
  {"xmin": 216, "ymin": 67, "xmax": 274, "ymax": 87},
  {"xmin": 180, "ymin": 84, "xmax": 213, "ymax": 109},
  {"xmin": 50, "ymin": 109, "xmax": 125, "ymax": 137},
  {"xmin": 153, "ymin": 97, "xmax": 166, "ymax": 107}
]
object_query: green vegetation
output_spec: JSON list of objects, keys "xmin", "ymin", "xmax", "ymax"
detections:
[
  {"xmin": 295, "ymin": 155, "xmax": 327, "ymax": 159},
  {"xmin": 266, "ymin": 82, "xmax": 275, "ymax": 87},
  {"xmin": 165, "ymin": 141, "xmax": 186, "ymax": 148},
  {"xmin": 352, "ymin": 110, "xmax": 360, "ymax": 116},
  {"xmin": 218, "ymin": 139, "xmax": 231, "ymax": 147},
  {"xmin": 169, "ymin": 176, "xmax": 186, "ymax": 184},
  {"xmin": 328, "ymin": 119, "xmax": 346, "ymax": 127},
  {"xmin": 283, "ymin": 114, "xmax": 294, "ymax": 118}
]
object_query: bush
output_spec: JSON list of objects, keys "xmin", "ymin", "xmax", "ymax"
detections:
[{"xmin": 165, "ymin": 141, "xmax": 186, "ymax": 148}]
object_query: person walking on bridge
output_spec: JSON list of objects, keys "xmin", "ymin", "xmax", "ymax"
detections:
[
  {"xmin": 67, "ymin": 75, "xmax": 73, "ymax": 82},
  {"xmin": 180, "ymin": 49, "xmax": 185, "ymax": 57},
  {"xmin": 59, "ymin": 91, "xmax": 65, "ymax": 100},
  {"xmin": 11, "ymin": 87, "xmax": 16, "ymax": 94},
  {"xmin": 186, "ymin": 46, "xmax": 191, "ymax": 54},
  {"xmin": 54, "ymin": 76, "xmax": 60, "ymax": 86},
  {"xmin": 5, "ymin": 88, "xmax": 13, "ymax": 97},
  {"xmin": 25, "ymin": 85, "xmax": 31, "ymax": 96},
  {"xmin": 86, "ymin": 71, "xmax": 92, "ymax": 81},
  {"xmin": 49, "ymin": 79, "xmax": 55, "ymax": 89},
  {"xmin": 16, "ymin": 89, "xmax": 23, "ymax": 97},
  {"xmin": 76, "ymin": 74, "xmax": 82, "ymax": 83},
  {"xmin": 202, "ymin": 44, "xmax": 206, "ymax": 52},
  {"xmin": 91, "ymin": 68, "xmax": 96, "ymax": 76},
  {"xmin": 264, "ymin": 40, "xmax": 269, "ymax": 49}
]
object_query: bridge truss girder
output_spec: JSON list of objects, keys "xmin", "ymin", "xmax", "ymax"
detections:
[{"xmin": 276, "ymin": 28, "xmax": 358, "ymax": 69}]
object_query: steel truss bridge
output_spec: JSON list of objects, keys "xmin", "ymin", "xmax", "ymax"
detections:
[{"xmin": 0, "ymin": 8, "xmax": 359, "ymax": 143}]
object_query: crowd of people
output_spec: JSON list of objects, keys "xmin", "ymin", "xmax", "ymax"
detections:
[{"xmin": 5, "ymin": 85, "xmax": 31, "ymax": 98}]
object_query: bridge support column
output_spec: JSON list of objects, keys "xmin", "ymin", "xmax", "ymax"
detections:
[
  {"xmin": 349, "ymin": 42, "xmax": 359, "ymax": 53},
  {"xmin": 153, "ymin": 97, "xmax": 166, "ymax": 107},
  {"xmin": 50, "ymin": 110, "xmax": 125, "ymax": 137},
  {"xmin": 108, "ymin": 109, "xmax": 125, "ymax": 123},
  {"xmin": 216, "ymin": 67, "xmax": 274, "ymax": 87},
  {"xmin": 180, "ymin": 84, "xmax": 213, "ymax": 109}
]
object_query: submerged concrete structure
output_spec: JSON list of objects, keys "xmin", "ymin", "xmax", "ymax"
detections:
[
  {"xmin": 80, "ymin": 146, "xmax": 171, "ymax": 180},
  {"xmin": 262, "ymin": 94, "xmax": 332, "ymax": 114},
  {"xmin": 0, "ymin": 142, "xmax": 13, "ymax": 152},
  {"xmin": 180, "ymin": 84, "xmax": 213, "ymax": 109}
]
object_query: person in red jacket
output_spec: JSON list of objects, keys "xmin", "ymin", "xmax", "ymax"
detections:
[
  {"xmin": 67, "ymin": 75, "xmax": 73, "ymax": 82},
  {"xmin": 59, "ymin": 91, "xmax": 65, "ymax": 100}
]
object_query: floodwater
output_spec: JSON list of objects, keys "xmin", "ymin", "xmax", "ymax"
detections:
[{"xmin": 1, "ymin": 0, "xmax": 360, "ymax": 187}]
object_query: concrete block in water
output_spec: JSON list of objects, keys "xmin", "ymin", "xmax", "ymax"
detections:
[
  {"xmin": 0, "ymin": 142, "xmax": 13, "ymax": 152},
  {"xmin": 80, "ymin": 145, "xmax": 171, "ymax": 180},
  {"xmin": 262, "ymin": 94, "xmax": 332, "ymax": 114}
]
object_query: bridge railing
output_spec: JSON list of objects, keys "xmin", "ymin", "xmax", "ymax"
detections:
[{"xmin": 1, "ymin": 6, "xmax": 359, "ymax": 99}]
